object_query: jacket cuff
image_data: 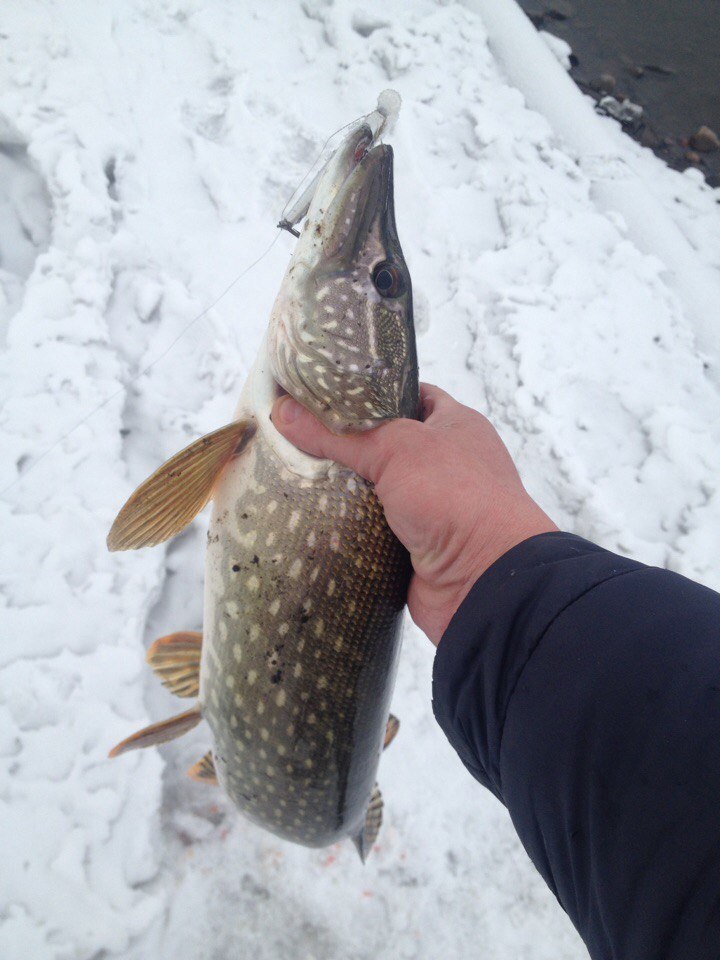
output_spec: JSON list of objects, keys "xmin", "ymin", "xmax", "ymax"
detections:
[{"xmin": 431, "ymin": 531, "xmax": 642, "ymax": 800}]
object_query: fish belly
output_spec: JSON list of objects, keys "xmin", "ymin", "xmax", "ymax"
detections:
[{"xmin": 200, "ymin": 434, "xmax": 409, "ymax": 847}]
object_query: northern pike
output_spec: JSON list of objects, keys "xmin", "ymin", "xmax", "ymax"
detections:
[{"xmin": 107, "ymin": 104, "xmax": 418, "ymax": 861}]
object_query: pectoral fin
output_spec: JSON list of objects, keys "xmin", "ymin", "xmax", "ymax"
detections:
[
  {"xmin": 352, "ymin": 785, "xmax": 383, "ymax": 863},
  {"xmin": 187, "ymin": 750, "xmax": 218, "ymax": 785},
  {"xmin": 108, "ymin": 706, "xmax": 202, "ymax": 758},
  {"xmin": 383, "ymin": 713, "xmax": 399, "ymax": 749},
  {"xmin": 147, "ymin": 631, "xmax": 202, "ymax": 698},
  {"xmin": 107, "ymin": 419, "xmax": 256, "ymax": 551}
]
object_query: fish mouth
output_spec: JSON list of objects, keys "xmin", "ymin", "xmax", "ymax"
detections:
[{"xmin": 316, "ymin": 140, "xmax": 397, "ymax": 266}]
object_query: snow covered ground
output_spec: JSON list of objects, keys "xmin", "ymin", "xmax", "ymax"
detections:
[{"xmin": 1, "ymin": 1, "xmax": 719, "ymax": 958}]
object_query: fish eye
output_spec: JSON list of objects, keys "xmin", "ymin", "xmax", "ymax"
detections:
[{"xmin": 372, "ymin": 262, "xmax": 404, "ymax": 298}]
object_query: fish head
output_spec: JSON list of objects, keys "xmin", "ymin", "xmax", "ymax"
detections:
[{"xmin": 269, "ymin": 125, "xmax": 418, "ymax": 433}]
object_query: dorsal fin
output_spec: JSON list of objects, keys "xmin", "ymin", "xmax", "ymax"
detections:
[
  {"xmin": 108, "ymin": 706, "xmax": 202, "ymax": 758},
  {"xmin": 107, "ymin": 419, "xmax": 255, "ymax": 551},
  {"xmin": 147, "ymin": 631, "xmax": 202, "ymax": 698},
  {"xmin": 383, "ymin": 713, "xmax": 399, "ymax": 749},
  {"xmin": 187, "ymin": 750, "xmax": 218, "ymax": 785},
  {"xmin": 352, "ymin": 784, "xmax": 383, "ymax": 863}
]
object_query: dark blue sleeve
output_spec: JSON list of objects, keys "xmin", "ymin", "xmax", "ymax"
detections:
[{"xmin": 432, "ymin": 531, "xmax": 720, "ymax": 960}]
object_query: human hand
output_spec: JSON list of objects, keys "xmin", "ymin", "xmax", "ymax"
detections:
[{"xmin": 272, "ymin": 384, "xmax": 557, "ymax": 644}]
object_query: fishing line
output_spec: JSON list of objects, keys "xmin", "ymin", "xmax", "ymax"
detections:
[
  {"xmin": 0, "ymin": 232, "xmax": 281, "ymax": 499},
  {"xmin": 278, "ymin": 113, "xmax": 366, "ymax": 227},
  {"xmin": 2, "ymin": 106, "xmax": 379, "ymax": 499}
]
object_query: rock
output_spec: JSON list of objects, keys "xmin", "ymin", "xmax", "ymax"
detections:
[
  {"xmin": 597, "ymin": 95, "xmax": 644, "ymax": 125},
  {"xmin": 643, "ymin": 64, "xmax": 676, "ymax": 77},
  {"xmin": 640, "ymin": 127, "xmax": 660, "ymax": 148},
  {"xmin": 545, "ymin": 0, "xmax": 574, "ymax": 20},
  {"xmin": 590, "ymin": 73, "xmax": 615, "ymax": 94},
  {"xmin": 689, "ymin": 126, "xmax": 720, "ymax": 152},
  {"xmin": 525, "ymin": 8, "xmax": 545, "ymax": 27}
]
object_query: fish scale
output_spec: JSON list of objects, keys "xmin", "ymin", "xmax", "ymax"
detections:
[
  {"xmin": 202, "ymin": 440, "xmax": 409, "ymax": 846},
  {"xmin": 106, "ymin": 99, "xmax": 418, "ymax": 860}
]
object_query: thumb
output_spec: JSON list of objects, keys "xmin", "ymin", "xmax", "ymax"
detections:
[{"xmin": 271, "ymin": 394, "xmax": 397, "ymax": 483}]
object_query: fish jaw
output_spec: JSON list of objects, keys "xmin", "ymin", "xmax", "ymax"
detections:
[{"xmin": 268, "ymin": 131, "xmax": 418, "ymax": 434}]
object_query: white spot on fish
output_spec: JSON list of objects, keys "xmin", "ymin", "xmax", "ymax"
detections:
[
  {"xmin": 310, "ymin": 566, "xmax": 319, "ymax": 582},
  {"xmin": 226, "ymin": 601, "xmax": 241, "ymax": 619},
  {"xmin": 289, "ymin": 558, "xmax": 302, "ymax": 579},
  {"xmin": 225, "ymin": 674, "xmax": 235, "ymax": 689},
  {"xmin": 247, "ymin": 575, "xmax": 260, "ymax": 592},
  {"xmin": 330, "ymin": 531, "xmax": 340, "ymax": 551},
  {"xmin": 318, "ymin": 494, "xmax": 328, "ymax": 513},
  {"xmin": 269, "ymin": 598, "xmax": 280, "ymax": 616},
  {"xmin": 314, "ymin": 619, "xmax": 325, "ymax": 637},
  {"xmin": 266, "ymin": 531, "xmax": 276, "ymax": 547},
  {"xmin": 276, "ymin": 690, "xmax": 286, "ymax": 707},
  {"xmin": 294, "ymin": 663, "xmax": 302, "ymax": 678},
  {"xmin": 317, "ymin": 676, "xmax": 328, "ymax": 690},
  {"xmin": 327, "ymin": 579, "xmax": 336, "ymax": 597},
  {"xmin": 248, "ymin": 670, "xmax": 258, "ymax": 686},
  {"xmin": 306, "ymin": 530, "xmax": 316, "ymax": 548},
  {"xmin": 233, "ymin": 643, "xmax": 242, "ymax": 662},
  {"xmin": 238, "ymin": 529, "xmax": 257, "ymax": 547},
  {"xmin": 249, "ymin": 624, "xmax": 260, "ymax": 641},
  {"xmin": 261, "ymin": 728, "xmax": 269, "ymax": 741},
  {"xmin": 279, "ymin": 622, "xmax": 289, "ymax": 636},
  {"xmin": 288, "ymin": 510, "xmax": 301, "ymax": 531},
  {"xmin": 257, "ymin": 701, "xmax": 265, "ymax": 715},
  {"xmin": 316, "ymin": 285, "xmax": 330, "ymax": 300},
  {"xmin": 323, "ymin": 320, "xmax": 338, "ymax": 330},
  {"xmin": 234, "ymin": 693, "xmax": 244, "ymax": 707},
  {"xmin": 267, "ymin": 500, "xmax": 278, "ymax": 514}
]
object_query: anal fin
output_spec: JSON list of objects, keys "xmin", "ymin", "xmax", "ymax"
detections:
[
  {"xmin": 352, "ymin": 784, "xmax": 383, "ymax": 863},
  {"xmin": 187, "ymin": 750, "xmax": 218, "ymax": 785},
  {"xmin": 147, "ymin": 631, "xmax": 202, "ymax": 698},
  {"xmin": 383, "ymin": 713, "xmax": 399, "ymax": 750},
  {"xmin": 107, "ymin": 419, "xmax": 256, "ymax": 551},
  {"xmin": 108, "ymin": 706, "xmax": 202, "ymax": 758}
]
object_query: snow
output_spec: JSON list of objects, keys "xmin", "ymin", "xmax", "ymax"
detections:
[{"xmin": 1, "ymin": 1, "xmax": 718, "ymax": 959}]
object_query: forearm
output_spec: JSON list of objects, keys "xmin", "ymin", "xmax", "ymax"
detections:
[{"xmin": 433, "ymin": 532, "xmax": 720, "ymax": 960}]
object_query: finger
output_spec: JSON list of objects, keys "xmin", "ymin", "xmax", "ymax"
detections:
[
  {"xmin": 419, "ymin": 382, "xmax": 468, "ymax": 426},
  {"xmin": 271, "ymin": 395, "xmax": 407, "ymax": 483}
]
